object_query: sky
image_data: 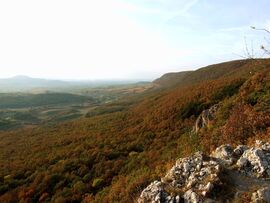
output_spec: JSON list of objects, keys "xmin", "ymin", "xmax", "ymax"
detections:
[{"xmin": 0, "ymin": 0, "xmax": 270, "ymax": 80}]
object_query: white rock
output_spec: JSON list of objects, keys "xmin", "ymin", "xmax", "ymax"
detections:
[
  {"xmin": 138, "ymin": 141, "xmax": 270, "ymax": 203},
  {"xmin": 211, "ymin": 144, "xmax": 235, "ymax": 166},
  {"xmin": 236, "ymin": 157, "xmax": 248, "ymax": 168},
  {"xmin": 255, "ymin": 140, "xmax": 270, "ymax": 151},
  {"xmin": 252, "ymin": 187, "xmax": 270, "ymax": 203},
  {"xmin": 183, "ymin": 189, "xmax": 201, "ymax": 203},
  {"xmin": 204, "ymin": 182, "xmax": 214, "ymax": 192},
  {"xmin": 175, "ymin": 195, "xmax": 181, "ymax": 203},
  {"xmin": 201, "ymin": 191, "xmax": 207, "ymax": 196},
  {"xmin": 183, "ymin": 162, "xmax": 191, "ymax": 172},
  {"xmin": 138, "ymin": 181, "xmax": 167, "ymax": 203},
  {"xmin": 239, "ymin": 147, "xmax": 270, "ymax": 177},
  {"xmin": 196, "ymin": 163, "xmax": 202, "ymax": 171}
]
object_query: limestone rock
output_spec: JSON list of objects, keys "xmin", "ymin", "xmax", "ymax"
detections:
[
  {"xmin": 194, "ymin": 104, "xmax": 220, "ymax": 133},
  {"xmin": 138, "ymin": 140, "xmax": 270, "ymax": 203},
  {"xmin": 183, "ymin": 189, "xmax": 201, "ymax": 203},
  {"xmin": 139, "ymin": 152, "xmax": 221, "ymax": 202},
  {"xmin": 164, "ymin": 152, "xmax": 221, "ymax": 195},
  {"xmin": 138, "ymin": 181, "xmax": 168, "ymax": 203},
  {"xmin": 252, "ymin": 187, "xmax": 270, "ymax": 203},
  {"xmin": 255, "ymin": 140, "xmax": 270, "ymax": 151},
  {"xmin": 211, "ymin": 144, "xmax": 235, "ymax": 166},
  {"xmin": 237, "ymin": 146, "xmax": 270, "ymax": 178}
]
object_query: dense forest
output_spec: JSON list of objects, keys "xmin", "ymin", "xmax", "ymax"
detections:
[{"xmin": 0, "ymin": 59, "xmax": 270, "ymax": 202}]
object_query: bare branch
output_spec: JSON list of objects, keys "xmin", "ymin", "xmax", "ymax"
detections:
[
  {"xmin": 243, "ymin": 37, "xmax": 255, "ymax": 59},
  {"xmin": 251, "ymin": 26, "xmax": 270, "ymax": 57},
  {"xmin": 251, "ymin": 26, "xmax": 270, "ymax": 34}
]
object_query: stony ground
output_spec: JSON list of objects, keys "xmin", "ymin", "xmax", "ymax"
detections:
[{"xmin": 138, "ymin": 140, "xmax": 270, "ymax": 203}]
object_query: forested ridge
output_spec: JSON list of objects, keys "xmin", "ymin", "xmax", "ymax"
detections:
[{"xmin": 0, "ymin": 59, "xmax": 270, "ymax": 202}]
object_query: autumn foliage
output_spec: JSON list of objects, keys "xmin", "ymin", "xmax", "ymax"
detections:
[{"xmin": 0, "ymin": 59, "xmax": 270, "ymax": 202}]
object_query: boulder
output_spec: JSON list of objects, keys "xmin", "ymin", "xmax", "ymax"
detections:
[
  {"xmin": 237, "ymin": 146, "xmax": 270, "ymax": 177},
  {"xmin": 138, "ymin": 181, "xmax": 168, "ymax": 203},
  {"xmin": 211, "ymin": 144, "xmax": 235, "ymax": 166}
]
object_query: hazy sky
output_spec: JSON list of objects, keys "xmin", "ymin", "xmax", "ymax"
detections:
[{"xmin": 0, "ymin": 0, "xmax": 269, "ymax": 80}]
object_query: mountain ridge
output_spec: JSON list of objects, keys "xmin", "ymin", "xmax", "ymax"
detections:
[{"xmin": 153, "ymin": 59, "xmax": 269, "ymax": 89}]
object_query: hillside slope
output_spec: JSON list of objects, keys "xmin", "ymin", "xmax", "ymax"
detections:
[
  {"xmin": 153, "ymin": 71, "xmax": 192, "ymax": 87},
  {"xmin": 153, "ymin": 59, "xmax": 268, "ymax": 89},
  {"xmin": 0, "ymin": 59, "xmax": 270, "ymax": 202}
]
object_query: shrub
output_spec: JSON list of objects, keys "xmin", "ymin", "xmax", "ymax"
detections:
[
  {"xmin": 83, "ymin": 173, "xmax": 91, "ymax": 183},
  {"xmin": 211, "ymin": 79, "xmax": 245, "ymax": 102},
  {"xmin": 73, "ymin": 181, "xmax": 86, "ymax": 194},
  {"xmin": 92, "ymin": 178, "xmax": 104, "ymax": 189},
  {"xmin": 178, "ymin": 101, "xmax": 208, "ymax": 119}
]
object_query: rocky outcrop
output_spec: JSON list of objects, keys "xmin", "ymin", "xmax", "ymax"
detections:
[
  {"xmin": 138, "ymin": 152, "xmax": 221, "ymax": 203},
  {"xmin": 138, "ymin": 140, "xmax": 270, "ymax": 203},
  {"xmin": 194, "ymin": 104, "xmax": 219, "ymax": 133},
  {"xmin": 212, "ymin": 140, "xmax": 270, "ymax": 178},
  {"xmin": 162, "ymin": 152, "xmax": 221, "ymax": 197},
  {"xmin": 138, "ymin": 181, "xmax": 169, "ymax": 203},
  {"xmin": 211, "ymin": 144, "xmax": 235, "ymax": 166}
]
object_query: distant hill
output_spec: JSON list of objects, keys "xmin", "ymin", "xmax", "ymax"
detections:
[
  {"xmin": 153, "ymin": 59, "xmax": 268, "ymax": 88},
  {"xmin": 0, "ymin": 75, "xmax": 70, "ymax": 92},
  {"xmin": 0, "ymin": 75, "xmax": 151, "ymax": 92}
]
